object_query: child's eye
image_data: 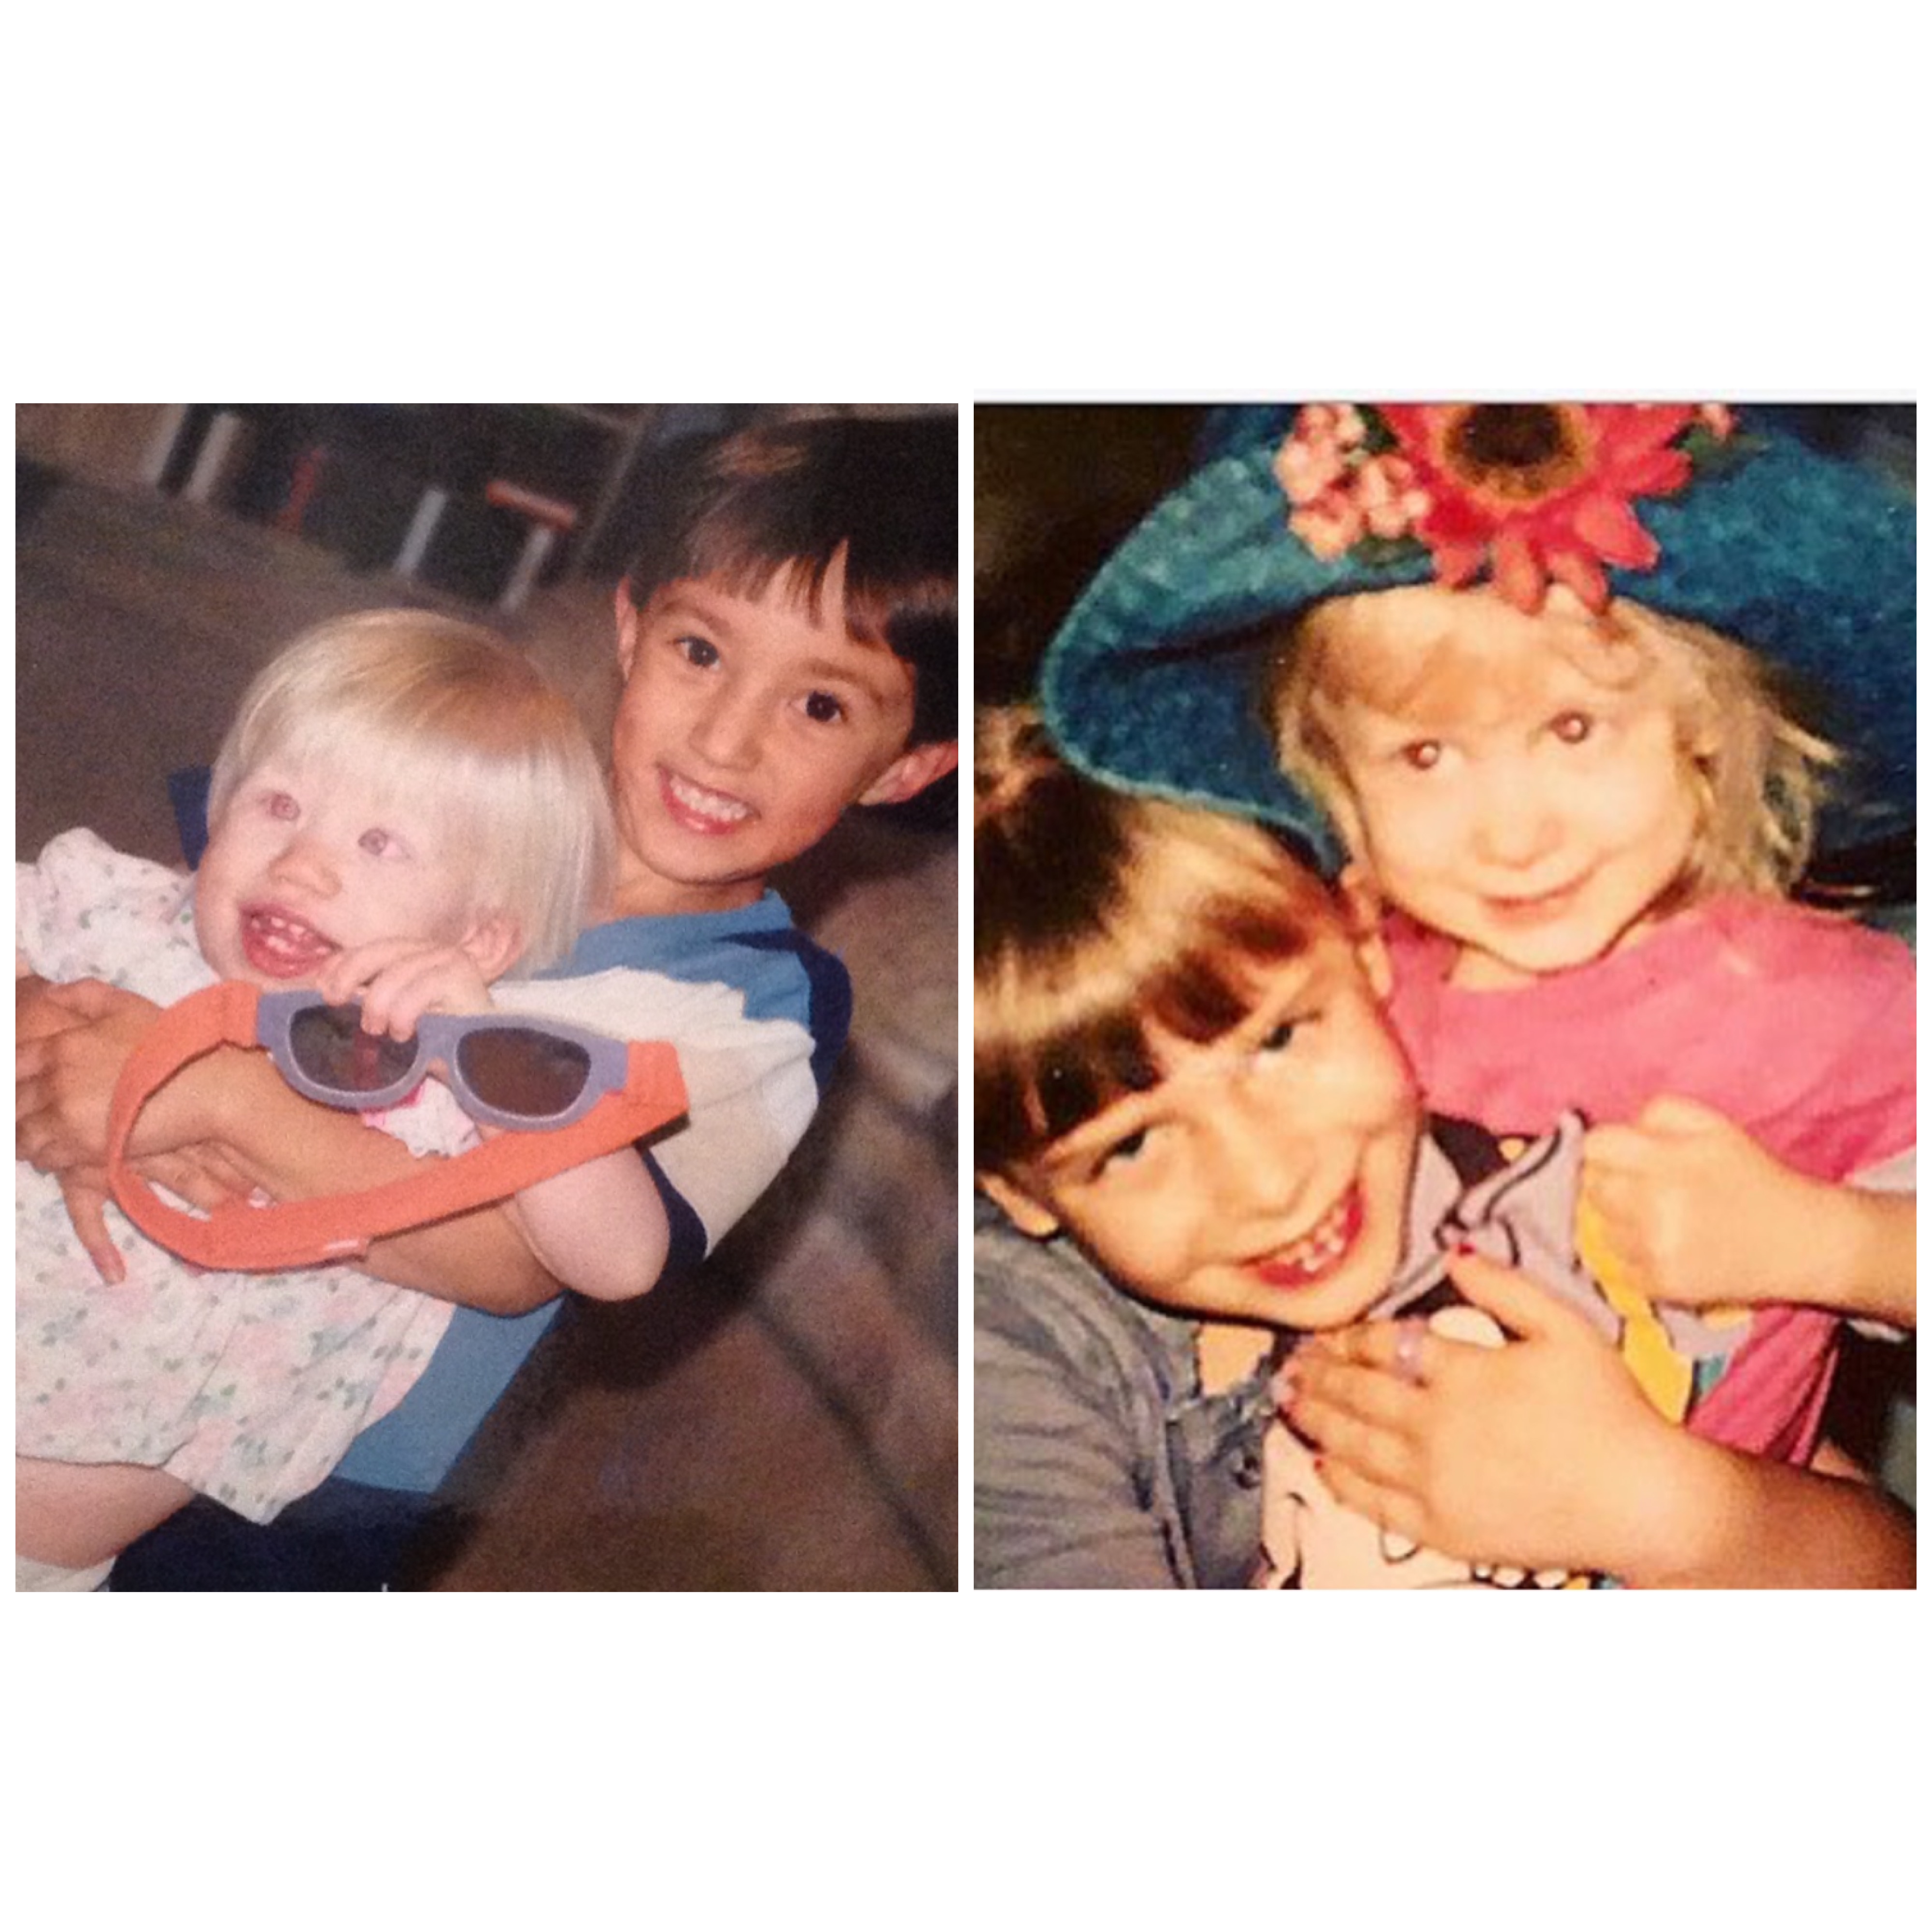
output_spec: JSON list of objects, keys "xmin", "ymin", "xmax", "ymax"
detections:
[
  {"xmin": 1093, "ymin": 1128, "xmax": 1151, "ymax": 1178},
  {"xmin": 359, "ymin": 828, "xmax": 404, "ymax": 859},
  {"xmin": 1549, "ymin": 710, "xmax": 1594, "ymax": 745},
  {"xmin": 802, "ymin": 691, "xmax": 847, "ymax": 725},
  {"xmin": 264, "ymin": 790, "xmax": 299, "ymax": 821},
  {"xmin": 1250, "ymin": 1017, "xmax": 1314, "ymax": 1074},
  {"xmin": 675, "ymin": 635, "xmax": 720, "ymax": 669},
  {"xmin": 1398, "ymin": 739, "xmax": 1444, "ymax": 771}
]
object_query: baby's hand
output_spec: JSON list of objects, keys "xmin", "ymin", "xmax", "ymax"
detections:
[
  {"xmin": 313, "ymin": 940, "xmax": 494, "ymax": 1041},
  {"xmin": 1581, "ymin": 1096, "xmax": 1825, "ymax": 1310}
]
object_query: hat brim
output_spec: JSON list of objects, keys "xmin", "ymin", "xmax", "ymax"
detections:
[{"xmin": 1042, "ymin": 415, "xmax": 1915, "ymax": 872}]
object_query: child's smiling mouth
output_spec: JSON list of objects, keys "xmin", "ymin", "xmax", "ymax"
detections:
[
  {"xmin": 658, "ymin": 765, "xmax": 756, "ymax": 833},
  {"xmin": 1249, "ymin": 1185, "xmax": 1364, "ymax": 1291},
  {"xmin": 1478, "ymin": 871, "xmax": 1591, "ymax": 924},
  {"xmin": 240, "ymin": 905, "xmax": 339, "ymax": 979}
]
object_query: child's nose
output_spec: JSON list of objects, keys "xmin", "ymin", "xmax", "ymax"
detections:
[
  {"xmin": 268, "ymin": 834, "xmax": 341, "ymax": 896},
  {"xmin": 688, "ymin": 685, "xmax": 762, "ymax": 771},
  {"xmin": 1470, "ymin": 776, "xmax": 1561, "ymax": 870},
  {"xmin": 1211, "ymin": 1093, "xmax": 1315, "ymax": 1219}
]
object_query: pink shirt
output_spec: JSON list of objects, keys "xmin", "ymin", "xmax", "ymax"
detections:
[{"xmin": 1383, "ymin": 895, "xmax": 1916, "ymax": 1462}]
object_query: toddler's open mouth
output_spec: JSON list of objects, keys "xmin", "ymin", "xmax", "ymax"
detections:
[{"xmin": 240, "ymin": 906, "xmax": 339, "ymax": 980}]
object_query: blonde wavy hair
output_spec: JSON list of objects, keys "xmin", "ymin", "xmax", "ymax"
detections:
[{"xmin": 1267, "ymin": 585, "xmax": 1837, "ymax": 899}]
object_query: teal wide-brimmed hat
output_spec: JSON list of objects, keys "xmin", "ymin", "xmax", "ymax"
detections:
[{"xmin": 1040, "ymin": 405, "xmax": 1915, "ymax": 873}]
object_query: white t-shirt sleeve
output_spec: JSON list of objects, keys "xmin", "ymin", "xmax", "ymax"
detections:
[{"xmin": 493, "ymin": 968, "xmax": 819, "ymax": 1253}]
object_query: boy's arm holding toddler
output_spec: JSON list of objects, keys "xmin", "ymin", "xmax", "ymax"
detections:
[{"xmin": 20, "ymin": 960, "xmax": 249, "ymax": 1286}]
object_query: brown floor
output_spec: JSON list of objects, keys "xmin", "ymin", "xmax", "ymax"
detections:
[{"xmin": 16, "ymin": 464, "xmax": 959, "ymax": 1590}]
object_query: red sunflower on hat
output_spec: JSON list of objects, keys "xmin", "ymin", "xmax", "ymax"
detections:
[{"xmin": 1278, "ymin": 403, "xmax": 1734, "ymax": 615}]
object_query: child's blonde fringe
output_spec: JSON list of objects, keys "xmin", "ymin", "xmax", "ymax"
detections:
[{"xmin": 1265, "ymin": 594, "xmax": 1842, "ymax": 904}]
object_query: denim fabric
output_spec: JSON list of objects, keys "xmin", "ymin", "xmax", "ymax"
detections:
[{"xmin": 974, "ymin": 1196, "xmax": 1271, "ymax": 1589}]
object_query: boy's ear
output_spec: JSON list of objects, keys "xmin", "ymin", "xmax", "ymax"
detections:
[
  {"xmin": 613, "ymin": 579, "xmax": 641, "ymax": 679},
  {"xmin": 858, "ymin": 738, "xmax": 960, "ymax": 808},
  {"xmin": 977, "ymin": 1171, "xmax": 1063, "ymax": 1240},
  {"xmin": 459, "ymin": 912, "xmax": 525, "ymax": 984}
]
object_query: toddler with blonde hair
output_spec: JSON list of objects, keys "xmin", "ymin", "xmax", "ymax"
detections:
[{"xmin": 18, "ymin": 610, "xmax": 671, "ymax": 1588}]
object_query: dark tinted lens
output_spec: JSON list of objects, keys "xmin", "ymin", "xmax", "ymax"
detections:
[
  {"xmin": 457, "ymin": 1027, "xmax": 593, "ymax": 1119},
  {"xmin": 288, "ymin": 1004, "xmax": 420, "ymax": 1095}
]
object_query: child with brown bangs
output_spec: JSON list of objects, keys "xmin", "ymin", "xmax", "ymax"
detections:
[
  {"xmin": 609, "ymin": 412, "xmax": 959, "ymax": 920},
  {"xmin": 974, "ymin": 710, "xmax": 1916, "ymax": 1589}
]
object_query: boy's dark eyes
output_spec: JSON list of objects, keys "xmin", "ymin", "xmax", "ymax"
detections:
[
  {"xmin": 802, "ymin": 691, "xmax": 846, "ymax": 724},
  {"xmin": 1256, "ymin": 1020, "xmax": 1299, "ymax": 1054},
  {"xmin": 675, "ymin": 634, "xmax": 720, "ymax": 669}
]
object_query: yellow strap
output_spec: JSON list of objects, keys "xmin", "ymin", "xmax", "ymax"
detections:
[
  {"xmin": 1493, "ymin": 1139, "xmax": 1699, "ymax": 1590},
  {"xmin": 1574, "ymin": 1196, "xmax": 1694, "ymax": 1423}
]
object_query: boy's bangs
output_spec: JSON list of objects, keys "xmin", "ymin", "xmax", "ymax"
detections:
[
  {"xmin": 638, "ymin": 418, "xmax": 955, "ymax": 639},
  {"xmin": 632, "ymin": 417, "xmax": 957, "ymax": 741},
  {"xmin": 687, "ymin": 542, "xmax": 952, "ymax": 652}
]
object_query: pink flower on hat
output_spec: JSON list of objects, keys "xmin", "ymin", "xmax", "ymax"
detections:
[
  {"xmin": 1275, "ymin": 437, "xmax": 1347, "ymax": 510},
  {"xmin": 1353, "ymin": 452, "xmax": 1430, "ymax": 539},
  {"xmin": 1273, "ymin": 404, "xmax": 1367, "ymax": 507},
  {"xmin": 1372, "ymin": 403, "xmax": 1699, "ymax": 612},
  {"xmin": 1294, "ymin": 404, "xmax": 1368, "ymax": 456},
  {"xmin": 1276, "ymin": 405, "xmax": 1426, "ymax": 558},
  {"xmin": 1290, "ymin": 487, "xmax": 1368, "ymax": 560}
]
